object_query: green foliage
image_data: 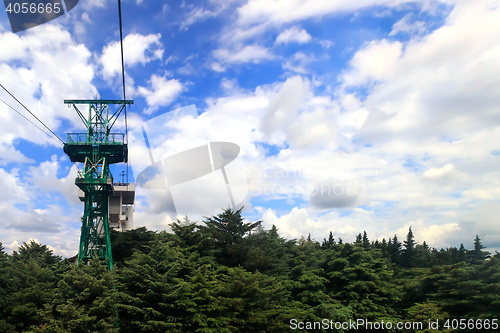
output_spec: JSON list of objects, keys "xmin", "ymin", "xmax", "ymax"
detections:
[
  {"xmin": 116, "ymin": 240, "xmax": 184, "ymax": 332},
  {"xmin": 110, "ymin": 227, "xmax": 156, "ymax": 265},
  {"xmin": 1, "ymin": 211, "xmax": 497, "ymax": 333},
  {"xmin": 243, "ymin": 224, "xmax": 291, "ymax": 277},
  {"xmin": 362, "ymin": 231, "xmax": 370, "ymax": 250},
  {"xmin": 405, "ymin": 301, "xmax": 451, "ymax": 333},
  {"xmin": 12, "ymin": 240, "xmax": 62, "ymax": 268},
  {"xmin": 201, "ymin": 207, "xmax": 262, "ymax": 267},
  {"xmin": 322, "ymin": 243, "xmax": 401, "ymax": 322},
  {"xmin": 31, "ymin": 258, "xmax": 119, "ymax": 333},
  {"xmin": 468, "ymin": 235, "xmax": 491, "ymax": 263},
  {"xmin": 0, "ymin": 242, "xmax": 16, "ymax": 333},
  {"xmin": 402, "ymin": 227, "xmax": 416, "ymax": 267},
  {"xmin": 0, "ymin": 241, "xmax": 6, "ymax": 257},
  {"xmin": 388, "ymin": 235, "xmax": 402, "ymax": 265}
]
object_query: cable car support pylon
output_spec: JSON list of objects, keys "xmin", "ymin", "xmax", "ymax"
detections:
[{"xmin": 63, "ymin": 99, "xmax": 133, "ymax": 270}]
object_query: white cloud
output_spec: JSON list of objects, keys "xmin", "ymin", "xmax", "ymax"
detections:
[
  {"xmin": 82, "ymin": 0, "xmax": 107, "ymax": 10},
  {"xmin": 137, "ymin": 74, "xmax": 184, "ymax": 114},
  {"xmin": 0, "ymin": 158, "xmax": 82, "ymax": 255},
  {"xmin": 180, "ymin": 0, "xmax": 237, "ymax": 30},
  {"xmin": 319, "ymin": 39, "xmax": 334, "ymax": 48},
  {"xmin": 275, "ymin": 26, "xmax": 312, "ymax": 44},
  {"xmin": 0, "ymin": 23, "xmax": 103, "ymax": 256},
  {"xmin": 100, "ymin": 33, "xmax": 163, "ymax": 81},
  {"xmin": 5, "ymin": 0, "xmax": 500, "ymax": 257},
  {"xmin": 81, "ymin": 13, "xmax": 91, "ymax": 24},
  {"xmin": 213, "ymin": 45, "xmax": 275, "ymax": 65},
  {"xmin": 226, "ymin": 0, "xmax": 451, "ymax": 45},
  {"xmin": 177, "ymin": 63, "xmax": 197, "ymax": 75},
  {"xmin": 209, "ymin": 62, "xmax": 226, "ymax": 72},
  {"xmin": 260, "ymin": 75, "xmax": 339, "ymax": 149},
  {"xmin": 422, "ymin": 163, "xmax": 454, "ymax": 179},
  {"xmin": 340, "ymin": 39, "xmax": 403, "ymax": 87},
  {"xmin": 220, "ymin": 78, "xmax": 238, "ymax": 92},
  {"xmin": 262, "ymin": 207, "xmax": 316, "ymax": 239},
  {"xmin": 340, "ymin": 0, "xmax": 500, "ymax": 143},
  {"xmin": 202, "ymin": 88, "xmax": 269, "ymax": 154},
  {"xmin": 165, "ymin": 55, "xmax": 177, "ymax": 64},
  {"xmin": 194, "ymin": 1, "xmax": 500, "ymax": 252},
  {"xmin": 181, "ymin": 8, "xmax": 218, "ymax": 31},
  {"xmin": 309, "ymin": 178, "xmax": 367, "ymax": 209},
  {"xmin": 0, "ymin": 168, "xmax": 29, "ymax": 206},
  {"xmin": 237, "ymin": 0, "xmax": 446, "ymax": 26},
  {"xmin": 396, "ymin": 201, "xmax": 500, "ymax": 252},
  {"xmin": 26, "ymin": 155, "xmax": 80, "ymax": 206},
  {"xmin": 133, "ymin": 208, "xmax": 176, "ymax": 232},
  {"xmin": 389, "ymin": 13, "xmax": 427, "ymax": 36},
  {"xmin": 0, "ymin": 140, "xmax": 34, "ymax": 165},
  {"xmin": 282, "ymin": 52, "xmax": 316, "ymax": 74},
  {"xmin": 0, "ymin": 24, "xmax": 96, "ymax": 150}
]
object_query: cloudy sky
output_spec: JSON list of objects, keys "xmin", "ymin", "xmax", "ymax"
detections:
[{"xmin": 1, "ymin": 0, "xmax": 499, "ymax": 257}]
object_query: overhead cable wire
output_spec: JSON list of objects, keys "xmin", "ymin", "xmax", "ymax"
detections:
[
  {"xmin": 0, "ymin": 98, "xmax": 64, "ymax": 147},
  {"xmin": 0, "ymin": 92, "xmax": 81, "ymax": 174},
  {"xmin": 0, "ymin": 84, "xmax": 65, "ymax": 145},
  {"xmin": 117, "ymin": 0, "xmax": 129, "ymax": 183}
]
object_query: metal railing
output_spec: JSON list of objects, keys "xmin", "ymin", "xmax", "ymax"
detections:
[{"xmin": 66, "ymin": 133, "xmax": 125, "ymax": 145}]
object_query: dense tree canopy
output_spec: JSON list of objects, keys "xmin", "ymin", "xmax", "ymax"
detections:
[{"xmin": 0, "ymin": 208, "xmax": 498, "ymax": 332}]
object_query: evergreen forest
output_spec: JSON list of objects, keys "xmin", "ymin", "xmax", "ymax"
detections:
[{"xmin": 0, "ymin": 208, "xmax": 499, "ymax": 332}]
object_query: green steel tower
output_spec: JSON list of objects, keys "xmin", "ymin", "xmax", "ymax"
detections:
[{"xmin": 63, "ymin": 99, "xmax": 133, "ymax": 270}]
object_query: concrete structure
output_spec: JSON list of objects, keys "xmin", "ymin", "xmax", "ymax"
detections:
[{"xmin": 79, "ymin": 183, "xmax": 135, "ymax": 232}]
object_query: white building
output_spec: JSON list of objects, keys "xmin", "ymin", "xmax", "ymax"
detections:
[{"xmin": 78, "ymin": 183, "xmax": 135, "ymax": 232}]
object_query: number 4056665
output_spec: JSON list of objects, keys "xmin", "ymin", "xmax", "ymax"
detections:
[
  {"xmin": 6, "ymin": 2, "xmax": 61, "ymax": 14},
  {"xmin": 444, "ymin": 319, "xmax": 498, "ymax": 330}
]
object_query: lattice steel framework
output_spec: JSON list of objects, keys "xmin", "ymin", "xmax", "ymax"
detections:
[{"xmin": 63, "ymin": 99, "xmax": 133, "ymax": 270}]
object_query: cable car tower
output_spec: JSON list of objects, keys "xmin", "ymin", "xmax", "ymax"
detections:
[{"xmin": 64, "ymin": 99, "xmax": 133, "ymax": 270}]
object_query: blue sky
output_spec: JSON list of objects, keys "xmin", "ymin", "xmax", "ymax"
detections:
[{"xmin": 1, "ymin": 0, "xmax": 500, "ymax": 257}]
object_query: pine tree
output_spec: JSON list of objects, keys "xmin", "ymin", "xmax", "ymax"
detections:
[
  {"xmin": 458, "ymin": 243, "xmax": 467, "ymax": 262},
  {"xmin": 0, "ymin": 242, "xmax": 15, "ymax": 333},
  {"xmin": 12, "ymin": 239, "xmax": 62, "ymax": 267},
  {"xmin": 362, "ymin": 231, "xmax": 370, "ymax": 249},
  {"xmin": 203, "ymin": 207, "xmax": 261, "ymax": 245},
  {"xmin": 7, "ymin": 251, "xmax": 69, "ymax": 331},
  {"xmin": 323, "ymin": 243, "xmax": 400, "ymax": 321},
  {"xmin": 328, "ymin": 231, "xmax": 335, "ymax": 246},
  {"xmin": 244, "ymin": 225, "xmax": 289, "ymax": 276},
  {"xmin": 202, "ymin": 207, "xmax": 262, "ymax": 267},
  {"xmin": 380, "ymin": 238, "xmax": 389, "ymax": 258},
  {"xmin": 35, "ymin": 258, "xmax": 118, "ymax": 333},
  {"xmin": 116, "ymin": 241, "xmax": 184, "ymax": 333},
  {"xmin": 217, "ymin": 266, "xmax": 293, "ymax": 332},
  {"xmin": 402, "ymin": 227, "xmax": 416, "ymax": 267},
  {"xmin": 322, "ymin": 231, "xmax": 335, "ymax": 249},
  {"xmin": 468, "ymin": 235, "xmax": 491, "ymax": 263},
  {"xmin": 0, "ymin": 241, "xmax": 6, "ymax": 258},
  {"xmin": 469, "ymin": 255, "xmax": 500, "ymax": 318},
  {"xmin": 413, "ymin": 244, "xmax": 433, "ymax": 268},
  {"xmin": 355, "ymin": 233, "xmax": 362, "ymax": 244},
  {"xmin": 388, "ymin": 235, "xmax": 402, "ymax": 264},
  {"xmin": 110, "ymin": 226, "xmax": 156, "ymax": 264},
  {"xmin": 322, "ymin": 238, "xmax": 328, "ymax": 249}
]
